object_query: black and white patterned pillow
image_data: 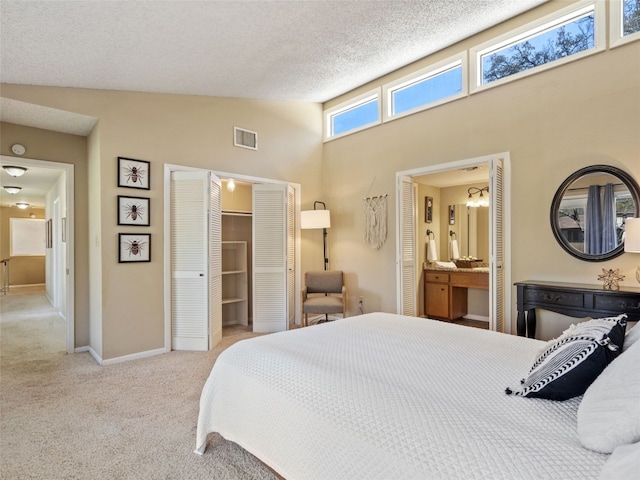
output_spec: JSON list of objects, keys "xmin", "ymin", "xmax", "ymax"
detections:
[{"xmin": 506, "ymin": 314, "xmax": 627, "ymax": 401}]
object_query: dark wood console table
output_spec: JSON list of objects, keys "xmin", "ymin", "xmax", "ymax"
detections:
[{"xmin": 515, "ymin": 281, "xmax": 640, "ymax": 338}]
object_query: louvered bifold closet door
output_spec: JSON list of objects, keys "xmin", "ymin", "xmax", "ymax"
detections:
[
  {"xmin": 399, "ymin": 176, "xmax": 417, "ymax": 316},
  {"xmin": 208, "ymin": 173, "xmax": 222, "ymax": 347},
  {"xmin": 171, "ymin": 171, "xmax": 209, "ymax": 351},
  {"xmin": 287, "ymin": 185, "xmax": 295, "ymax": 328},
  {"xmin": 490, "ymin": 158, "xmax": 505, "ymax": 333},
  {"xmin": 253, "ymin": 184, "xmax": 289, "ymax": 333}
]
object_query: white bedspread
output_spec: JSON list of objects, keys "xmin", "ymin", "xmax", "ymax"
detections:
[{"xmin": 196, "ymin": 312, "xmax": 608, "ymax": 479}]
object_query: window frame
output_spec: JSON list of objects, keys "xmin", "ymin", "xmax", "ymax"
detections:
[
  {"xmin": 470, "ymin": 0, "xmax": 605, "ymax": 94},
  {"xmin": 382, "ymin": 53, "xmax": 467, "ymax": 123},
  {"xmin": 323, "ymin": 88, "xmax": 381, "ymax": 142},
  {"xmin": 610, "ymin": 0, "xmax": 640, "ymax": 48}
]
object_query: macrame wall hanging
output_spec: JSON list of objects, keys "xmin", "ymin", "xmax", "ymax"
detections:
[{"xmin": 363, "ymin": 177, "xmax": 388, "ymax": 250}]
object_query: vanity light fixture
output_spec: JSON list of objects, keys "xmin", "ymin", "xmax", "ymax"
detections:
[
  {"xmin": 3, "ymin": 166, "xmax": 28, "ymax": 177},
  {"xmin": 3, "ymin": 186, "xmax": 22, "ymax": 194},
  {"xmin": 16, "ymin": 202, "xmax": 29, "ymax": 209},
  {"xmin": 466, "ymin": 186, "xmax": 489, "ymax": 208},
  {"xmin": 624, "ymin": 217, "xmax": 640, "ymax": 283}
]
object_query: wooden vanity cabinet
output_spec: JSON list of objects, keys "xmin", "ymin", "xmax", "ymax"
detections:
[{"xmin": 424, "ymin": 272, "xmax": 467, "ymax": 320}]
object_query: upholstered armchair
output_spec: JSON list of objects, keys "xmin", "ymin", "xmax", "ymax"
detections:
[{"xmin": 301, "ymin": 271, "xmax": 346, "ymax": 326}]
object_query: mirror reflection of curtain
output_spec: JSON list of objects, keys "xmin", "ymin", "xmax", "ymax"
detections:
[
  {"xmin": 585, "ymin": 183, "xmax": 618, "ymax": 254},
  {"xmin": 585, "ymin": 185, "xmax": 602, "ymax": 254},
  {"xmin": 602, "ymin": 183, "xmax": 618, "ymax": 252}
]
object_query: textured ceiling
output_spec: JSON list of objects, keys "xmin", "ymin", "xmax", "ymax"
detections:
[
  {"xmin": 0, "ymin": 0, "xmax": 549, "ymax": 201},
  {"xmin": 1, "ymin": 0, "xmax": 549, "ymax": 104}
]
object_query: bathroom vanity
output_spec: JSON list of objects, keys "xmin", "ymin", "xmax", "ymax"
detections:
[{"xmin": 424, "ymin": 267, "xmax": 489, "ymax": 320}]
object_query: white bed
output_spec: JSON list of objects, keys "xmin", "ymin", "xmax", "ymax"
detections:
[{"xmin": 195, "ymin": 312, "xmax": 612, "ymax": 479}]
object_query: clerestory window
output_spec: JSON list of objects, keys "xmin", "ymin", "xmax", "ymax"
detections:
[{"xmin": 471, "ymin": 1, "xmax": 604, "ymax": 91}]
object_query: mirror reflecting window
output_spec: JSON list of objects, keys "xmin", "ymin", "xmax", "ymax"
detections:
[{"xmin": 550, "ymin": 165, "xmax": 640, "ymax": 262}]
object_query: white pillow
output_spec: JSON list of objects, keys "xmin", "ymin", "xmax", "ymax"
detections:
[
  {"xmin": 578, "ymin": 339, "xmax": 640, "ymax": 453},
  {"xmin": 624, "ymin": 322, "xmax": 640, "ymax": 350},
  {"xmin": 599, "ymin": 442, "xmax": 640, "ymax": 480}
]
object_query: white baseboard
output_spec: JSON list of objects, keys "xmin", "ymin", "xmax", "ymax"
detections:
[
  {"xmin": 101, "ymin": 347, "xmax": 165, "ymax": 366},
  {"xmin": 74, "ymin": 346, "xmax": 165, "ymax": 366}
]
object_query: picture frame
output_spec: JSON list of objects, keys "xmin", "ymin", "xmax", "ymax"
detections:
[
  {"xmin": 117, "ymin": 195, "xmax": 150, "ymax": 226},
  {"xmin": 119, "ymin": 233, "xmax": 151, "ymax": 263},
  {"xmin": 449, "ymin": 205, "xmax": 456, "ymax": 225},
  {"xmin": 117, "ymin": 157, "xmax": 150, "ymax": 190},
  {"xmin": 425, "ymin": 196, "xmax": 433, "ymax": 223}
]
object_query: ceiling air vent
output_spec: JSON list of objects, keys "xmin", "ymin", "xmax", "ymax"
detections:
[{"xmin": 234, "ymin": 127, "xmax": 258, "ymax": 150}]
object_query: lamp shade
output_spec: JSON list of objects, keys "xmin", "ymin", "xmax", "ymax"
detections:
[
  {"xmin": 624, "ymin": 218, "xmax": 640, "ymax": 253},
  {"xmin": 300, "ymin": 209, "xmax": 330, "ymax": 229}
]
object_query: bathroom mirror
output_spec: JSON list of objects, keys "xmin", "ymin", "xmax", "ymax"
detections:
[
  {"xmin": 550, "ymin": 165, "xmax": 640, "ymax": 262},
  {"xmin": 455, "ymin": 204, "xmax": 489, "ymax": 260}
]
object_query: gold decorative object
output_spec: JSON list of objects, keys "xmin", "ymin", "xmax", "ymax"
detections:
[{"xmin": 597, "ymin": 268, "xmax": 625, "ymax": 290}]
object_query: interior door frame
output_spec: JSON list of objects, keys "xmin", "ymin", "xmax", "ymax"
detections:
[
  {"xmin": 215, "ymin": 170, "xmax": 301, "ymax": 328},
  {"xmin": 0, "ymin": 155, "xmax": 75, "ymax": 353},
  {"xmin": 163, "ymin": 165, "xmax": 302, "ymax": 352},
  {"xmin": 395, "ymin": 152, "xmax": 512, "ymax": 332}
]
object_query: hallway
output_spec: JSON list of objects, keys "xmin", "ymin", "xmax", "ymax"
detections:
[{"xmin": 0, "ymin": 285, "xmax": 65, "ymax": 365}]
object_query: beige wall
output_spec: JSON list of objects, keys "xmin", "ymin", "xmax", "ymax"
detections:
[
  {"xmin": 1, "ymin": 0, "xmax": 638, "ymax": 352},
  {"xmin": 323, "ymin": 1, "xmax": 640, "ymax": 339},
  {"xmin": 0, "ymin": 89, "xmax": 323, "ymax": 360},
  {"xmin": 0, "ymin": 206, "xmax": 46, "ymax": 285},
  {"xmin": 0, "ymin": 122, "xmax": 90, "ymax": 345}
]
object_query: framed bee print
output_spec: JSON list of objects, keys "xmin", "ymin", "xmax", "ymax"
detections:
[
  {"xmin": 119, "ymin": 233, "xmax": 151, "ymax": 263},
  {"xmin": 118, "ymin": 157, "xmax": 150, "ymax": 190},
  {"xmin": 117, "ymin": 195, "xmax": 150, "ymax": 226}
]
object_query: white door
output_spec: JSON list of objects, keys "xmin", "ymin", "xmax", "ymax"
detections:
[
  {"xmin": 252, "ymin": 183, "xmax": 292, "ymax": 333},
  {"xmin": 170, "ymin": 170, "xmax": 222, "ymax": 350},
  {"xmin": 489, "ymin": 158, "xmax": 505, "ymax": 333},
  {"xmin": 398, "ymin": 176, "xmax": 417, "ymax": 316},
  {"xmin": 287, "ymin": 186, "xmax": 296, "ymax": 328}
]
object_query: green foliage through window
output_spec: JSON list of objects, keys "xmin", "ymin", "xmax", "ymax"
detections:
[
  {"xmin": 482, "ymin": 12, "xmax": 595, "ymax": 84},
  {"xmin": 623, "ymin": 0, "xmax": 640, "ymax": 35}
]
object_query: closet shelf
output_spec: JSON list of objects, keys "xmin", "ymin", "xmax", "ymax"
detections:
[{"xmin": 221, "ymin": 240, "xmax": 248, "ymax": 327}]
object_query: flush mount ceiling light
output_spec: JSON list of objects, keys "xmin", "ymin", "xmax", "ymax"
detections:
[
  {"xmin": 16, "ymin": 202, "xmax": 30, "ymax": 209},
  {"xmin": 3, "ymin": 165, "xmax": 28, "ymax": 177},
  {"xmin": 3, "ymin": 186, "xmax": 22, "ymax": 194}
]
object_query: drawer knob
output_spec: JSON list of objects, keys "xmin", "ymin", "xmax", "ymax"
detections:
[{"xmin": 543, "ymin": 293, "xmax": 561, "ymax": 302}]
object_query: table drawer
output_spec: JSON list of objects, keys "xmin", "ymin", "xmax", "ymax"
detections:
[
  {"xmin": 425, "ymin": 273, "xmax": 449, "ymax": 283},
  {"xmin": 594, "ymin": 293, "xmax": 640, "ymax": 315},
  {"xmin": 524, "ymin": 289, "xmax": 584, "ymax": 309}
]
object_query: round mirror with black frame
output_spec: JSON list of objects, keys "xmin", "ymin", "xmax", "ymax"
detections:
[{"xmin": 550, "ymin": 165, "xmax": 640, "ymax": 262}]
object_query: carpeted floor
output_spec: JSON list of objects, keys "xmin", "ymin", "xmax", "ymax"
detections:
[{"xmin": 0, "ymin": 288, "xmax": 277, "ymax": 480}]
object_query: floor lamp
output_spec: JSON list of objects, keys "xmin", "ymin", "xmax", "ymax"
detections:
[{"xmin": 301, "ymin": 201, "xmax": 331, "ymax": 270}]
